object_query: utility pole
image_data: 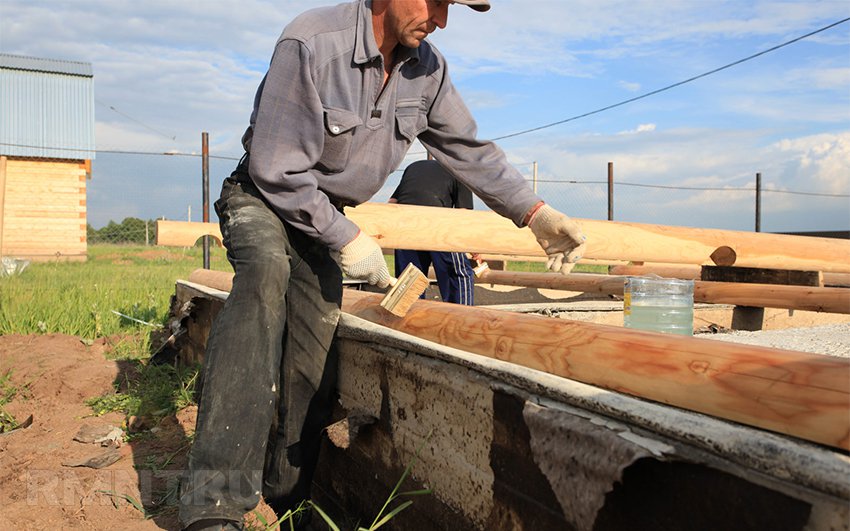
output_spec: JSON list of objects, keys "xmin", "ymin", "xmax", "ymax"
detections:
[
  {"xmin": 202, "ymin": 132, "xmax": 210, "ymax": 268},
  {"xmin": 755, "ymin": 172, "xmax": 762, "ymax": 233},
  {"xmin": 607, "ymin": 162, "xmax": 614, "ymax": 221}
]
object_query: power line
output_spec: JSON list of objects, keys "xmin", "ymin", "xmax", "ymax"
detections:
[
  {"xmin": 492, "ymin": 16, "xmax": 850, "ymax": 141},
  {"xmin": 529, "ymin": 179, "xmax": 849, "ymax": 198},
  {"xmin": 2, "ymin": 141, "xmax": 844, "ymax": 198},
  {"xmin": 0, "ymin": 141, "xmax": 240, "ymax": 161},
  {"xmin": 96, "ymin": 99, "xmax": 177, "ymax": 141}
]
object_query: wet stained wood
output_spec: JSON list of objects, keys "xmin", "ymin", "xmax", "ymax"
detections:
[
  {"xmin": 341, "ymin": 289, "xmax": 850, "ymax": 451},
  {"xmin": 184, "ymin": 268, "xmax": 850, "ymax": 449}
]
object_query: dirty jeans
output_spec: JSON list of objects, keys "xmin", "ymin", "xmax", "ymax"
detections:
[{"xmin": 178, "ymin": 166, "xmax": 342, "ymax": 527}]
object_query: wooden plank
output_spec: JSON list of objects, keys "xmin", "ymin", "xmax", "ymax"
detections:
[
  {"xmin": 5, "ymin": 185, "xmax": 86, "ymax": 195},
  {"xmin": 701, "ymin": 266, "xmax": 822, "ymax": 287},
  {"xmin": 2, "ymin": 221, "xmax": 86, "ymax": 232},
  {"xmin": 6, "ymin": 194, "xmax": 85, "ymax": 211},
  {"xmin": 2, "ymin": 240, "xmax": 87, "ymax": 250},
  {"xmin": 156, "ymin": 220, "xmax": 223, "ymax": 246},
  {"xmin": 613, "ymin": 263, "xmax": 850, "ymax": 288},
  {"xmin": 5, "ymin": 209, "xmax": 87, "ymax": 218},
  {"xmin": 478, "ymin": 270, "xmax": 850, "ymax": 314},
  {"xmin": 184, "ymin": 268, "xmax": 850, "ymax": 450},
  {"xmin": 6, "ymin": 160, "xmax": 84, "ymax": 170}
]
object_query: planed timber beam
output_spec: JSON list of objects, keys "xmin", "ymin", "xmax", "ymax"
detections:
[
  {"xmin": 156, "ymin": 220, "xmax": 223, "ymax": 247},
  {"xmin": 478, "ymin": 270, "xmax": 850, "ymax": 314},
  {"xmin": 158, "ymin": 203, "xmax": 850, "ymax": 273},
  {"xmin": 184, "ymin": 268, "xmax": 850, "ymax": 451}
]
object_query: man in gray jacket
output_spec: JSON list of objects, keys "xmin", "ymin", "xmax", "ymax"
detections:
[{"xmin": 179, "ymin": 1, "xmax": 586, "ymax": 529}]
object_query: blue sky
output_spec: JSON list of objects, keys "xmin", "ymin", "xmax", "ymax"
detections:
[{"xmin": 1, "ymin": 0, "xmax": 848, "ymax": 232}]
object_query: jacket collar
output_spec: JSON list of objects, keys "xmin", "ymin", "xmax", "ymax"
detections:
[{"xmin": 354, "ymin": 0, "xmax": 420, "ymax": 67}]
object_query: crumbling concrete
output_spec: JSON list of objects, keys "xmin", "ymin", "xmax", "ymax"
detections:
[{"xmin": 172, "ymin": 280, "xmax": 850, "ymax": 530}]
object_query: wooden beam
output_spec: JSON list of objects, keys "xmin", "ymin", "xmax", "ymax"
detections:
[
  {"xmin": 343, "ymin": 290, "xmax": 850, "ymax": 450},
  {"xmin": 158, "ymin": 203, "xmax": 850, "ymax": 272},
  {"xmin": 156, "ymin": 220, "xmax": 222, "ymax": 246},
  {"xmin": 701, "ymin": 265, "xmax": 822, "ymax": 287},
  {"xmin": 611, "ymin": 263, "xmax": 850, "ymax": 288},
  {"xmin": 183, "ymin": 269, "xmax": 850, "ymax": 450},
  {"xmin": 478, "ymin": 270, "xmax": 850, "ymax": 314},
  {"xmin": 346, "ymin": 203, "xmax": 850, "ymax": 273}
]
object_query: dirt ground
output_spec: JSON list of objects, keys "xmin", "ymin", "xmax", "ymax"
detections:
[{"xmin": 0, "ymin": 334, "xmax": 278, "ymax": 531}]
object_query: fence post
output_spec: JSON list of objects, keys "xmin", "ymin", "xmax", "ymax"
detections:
[
  {"xmin": 607, "ymin": 161, "xmax": 614, "ymax": 221},
  {"xmin": 202, "ymin": 132, "xmax": 210, "ymax": 269},
  {"xmin": 755, "ymin": 172, "xmax": 761, "ymax": 233},
  {"xmin": 145, "ymin": 220, "xmax": 149, "ymax": 246}
]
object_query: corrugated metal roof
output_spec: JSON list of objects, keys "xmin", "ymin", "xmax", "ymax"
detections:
[
  {"xmin": 0, "ymin": 53, "xmax": 92, "ymax": 77},
  {"xmin": 0, "ymin": 54, "xmax": 96, "ymax": 160}
]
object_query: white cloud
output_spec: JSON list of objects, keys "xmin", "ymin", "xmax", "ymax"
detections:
[
  {"xmin": 618, "ymin": 81, "xmax": 641, "ymax": 92},
  {"xmin": 774, "ymin": 132, "xmax": 850, "ymax": 194},
  {"xmin": 500, "ymin": 126, "xmax": 848, "ymax": 230},
  {"xmin": 3, "ymin": 0, "xmax": 847, "ymax": 231},
  {"xmin": 617, "ymin": 123, "xmax": 656, "ymax": 135}
]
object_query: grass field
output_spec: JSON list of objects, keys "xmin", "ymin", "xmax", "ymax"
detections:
[
  {"xmin": 0, "ymin": 244, "xmax": 602, "ymax": 342},
  {"xmin": 0, "ymin": 245, "xmax": 230, "ymax": 341}
]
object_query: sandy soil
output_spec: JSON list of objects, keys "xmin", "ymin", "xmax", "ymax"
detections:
[{"xmin": 0, "ymin": 334, "xmax": 277, "ymax": 531}]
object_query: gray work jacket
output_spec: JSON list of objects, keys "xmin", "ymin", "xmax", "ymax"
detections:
[{"xmin": 242, "ymin": 0, "xmax": 541, "ymax": 250}]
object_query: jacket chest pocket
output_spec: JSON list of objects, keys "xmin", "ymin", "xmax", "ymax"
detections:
[
  {"xmin": 317, "ymin": 106, "xmax": 362, "ymax": 173},
  {"xmin": 395, "ymin": 98, "xmax": 427, "ymax": 143}
]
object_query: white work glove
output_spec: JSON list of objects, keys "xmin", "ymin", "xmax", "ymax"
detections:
[
  {"xmin": 339, "ymin": 231, "xmax": 397, "ymax": 289},
  {"xmin": 528, "ymin": 204, "xmax": 587, "ymax": 275}
]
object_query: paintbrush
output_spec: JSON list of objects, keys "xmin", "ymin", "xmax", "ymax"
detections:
[{"xmin": 380, "ymin": 263, "xmax": 430, "ymax": 317}]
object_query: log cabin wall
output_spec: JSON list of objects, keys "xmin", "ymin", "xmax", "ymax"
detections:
[
  {"xmin": 0, "ymin": 53, "xmax": 95, "ymax": 262},
  {"xmin": 0, "ymin": 156, "xmax": 88, "ymax": 261}
]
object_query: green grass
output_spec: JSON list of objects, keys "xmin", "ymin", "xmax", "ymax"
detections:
[
  {"xmin": 0, "ymin": 244, "xmax": 225, "ymax": 428},
  {"xmin": 0, "ymin": 244, "xmax": 230, "ymax": 339},
  {"xmin": 0, "ymin": 369, "xmax": 28, "ymax": 432},
  {"xmin": 506, "ymin": 260, "xmax": 609, "ymax": 274}
]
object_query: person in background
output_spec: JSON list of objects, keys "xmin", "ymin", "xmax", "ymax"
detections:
[
  {"xmin": 389, "ymin": 159, "xmax": 476, "ymax": 305},
  {"xmin": 179, "ymin": 1, "xmax": 586, "ymax": 530}
]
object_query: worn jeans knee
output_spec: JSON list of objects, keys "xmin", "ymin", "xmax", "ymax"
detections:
[{"xmin": 180, "ymin": 171, "xmax": 343, "ymax": 527}]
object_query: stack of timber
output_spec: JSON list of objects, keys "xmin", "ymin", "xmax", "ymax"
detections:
[
  {"xmin": 156, "ymin": 203, "xmax": 850, "ymax": 329},
  {"xmin": 173, "ymin": 269, "xmax": 849, "ymax": 531}
]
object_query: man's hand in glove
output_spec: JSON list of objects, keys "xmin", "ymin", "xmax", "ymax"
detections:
[
  {"xmin": 339, "ymin": 231, "xmax": 397, "ymax": 288},
  {"xmin": 527, "ymin": 202, "xmax": 587, "ymax": 275}
]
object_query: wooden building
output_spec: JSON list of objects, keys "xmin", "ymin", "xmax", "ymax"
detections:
[{"xmin": 0, "ymin": 53, "xmax": 95, "ymax": 261}]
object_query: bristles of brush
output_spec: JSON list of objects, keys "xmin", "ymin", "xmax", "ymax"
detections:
[{"xmin": 380, "ymin": 263, "xmax": 429, "ymax": 317}]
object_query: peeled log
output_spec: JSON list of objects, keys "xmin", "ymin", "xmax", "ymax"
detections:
[
  {"xmin": 342, "ymin": 289, "xmax": 850, "ymax": 451},
  {"xmin": 185, "ymin": 269, "xmax": 850, "ymax": 450},
  {"xmin": 478, "ymin": 270, "xmax": 850, "ymax": 314},
  {"xmin": 157, "ymin": 204, "xmax": 850, "ymax": 273},
  {"xmin": 346, "ymin": 203, "xmax": 850, "ymax": 273}
]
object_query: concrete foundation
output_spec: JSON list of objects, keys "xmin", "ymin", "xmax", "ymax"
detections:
[{"xmin": 170, "ymin": 280, "xmax": 850, "ymax": 531}]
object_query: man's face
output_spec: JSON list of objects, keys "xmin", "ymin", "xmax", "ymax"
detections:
[{"xmin": 386, "ymin": 0, "xmax": 452, "ymax": 48}]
